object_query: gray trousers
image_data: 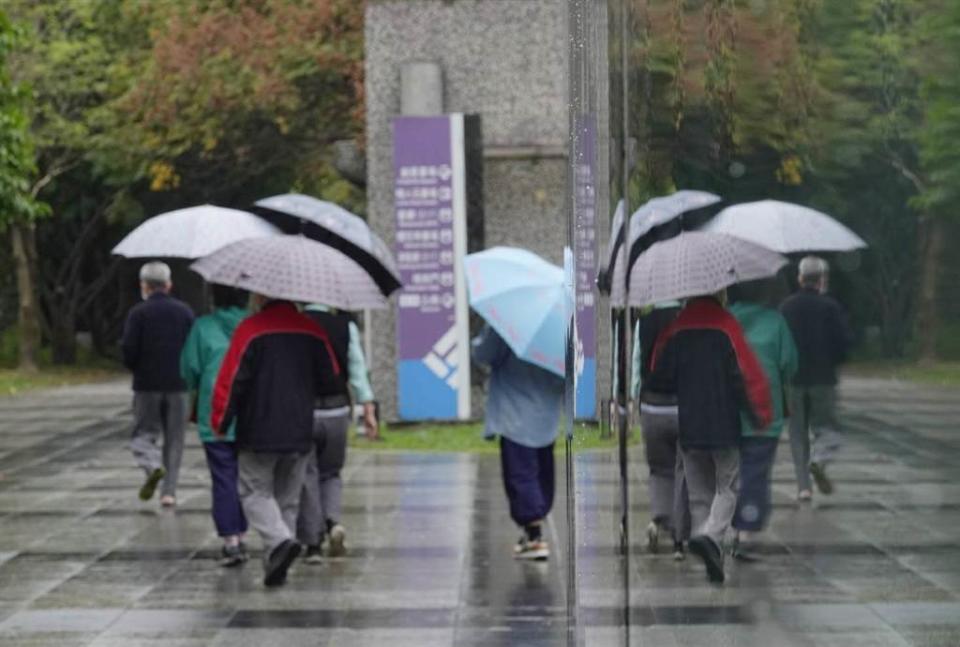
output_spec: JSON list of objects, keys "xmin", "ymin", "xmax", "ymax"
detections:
[
  {"xmin": 789, "ymin": 385, "xmax": 842, "ymax": 492},
  {"xmin": 640, "ymin": 407, "xmax": 691, "ymax": 541},
  {"xmin": 681, "ymin": 447, "xmax": 740, "ymax": 547},
  {"xmin": 129, "ymin": 391, "xmax": 189, "ymax": 497},
  {"xmin": 238, "ymin": 450, "xmax": 310, "ymax": 556},
  {"xmin": 297, "ymin": 412, "xmax": 350, "ymax": 546}
]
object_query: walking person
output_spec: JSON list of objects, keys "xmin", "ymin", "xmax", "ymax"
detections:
[
  {"xmin": 647, "ymin": 293, "xmax": 773, "ymax": 583},
  {"xmin": 473, "ymin": 325, "xmax": 564, "ymax": 561},
  {"xmin": 121, "ymin": 261, "xmax": 195, "ymax": 506},
  {"xmin": 728, "ymin": 283, "xmax": 798, "ymax": 560},
  {"xmin": 780, "ymin": 257, "xmax": 854, "ymax": 500},
  {"xmin": 179, "ymin": 286, "xmax": 250, "ymax": 567},
  {"xmin": 630, "ymin": 302, "xmax": 691, "ymax": 559},
  {"xmin": 211, "ymin": 296, "xmax": 340, "ymax": 587},
  {"xmin": 297, "ymin": 305, "xmax": 378, "ymax": 563}
]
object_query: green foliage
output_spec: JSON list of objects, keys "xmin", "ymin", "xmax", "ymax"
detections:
[{"xmin": 0, "ymin": 10, "xmax": 46, "ymax": 227}]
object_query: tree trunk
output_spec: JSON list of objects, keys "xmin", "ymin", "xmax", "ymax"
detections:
[
  {"xmin": 10, "ymin": 223, "xmax": 42, "ymax": 372},
  {"xmin": 50, "ymin": 313, "xmax": 77, "ymax": 365},
  {"xmin": 916, "ymin": 216, "xmax": 944, "ymax": 363}
]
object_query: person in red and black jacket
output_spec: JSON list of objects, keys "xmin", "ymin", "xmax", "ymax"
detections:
[
  {"xmin": 210, "ymin": 296, "xmax": 340, "ymax": 587},
  {"xmin": 648, "ymin": 293, "xmax": 773, "ymax": 584}
]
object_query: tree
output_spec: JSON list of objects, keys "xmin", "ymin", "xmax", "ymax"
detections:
[
  {"xmin": 914, "ymin": 0, "xmax": 960, "ymax": 360},
  {"xmin": 6, "ymin": 0, "xmax": 150, "ymax": 363},
  {"xmin": 0, "ymin": 10, "xmax": 48, "ymax": 371}
]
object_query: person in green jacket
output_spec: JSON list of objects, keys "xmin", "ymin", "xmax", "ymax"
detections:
[
  {"xmin": 179, "ymin": 286, "xmax": 250, "ymax": 567},
  {"xmin": 728, "ymin": 281, "xmax": 798, "ymax": 560}
]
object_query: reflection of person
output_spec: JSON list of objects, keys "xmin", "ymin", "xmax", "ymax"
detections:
[
  {"xmin": 121, "ymin": 261, "xmax": 194, "ymax": 507},
  {"xmin": 179, "ymin": 286, "xmax": 249, "ymax": 567},
  {"xmin": 473, "ymin": 325, "xmax": 564, "ymax": 561},
  {"xmin": 780, "ymin": 257, "xmax": 854, "ymax": 499},
  {"xmin": 648, "ymin": 293, "xmax": 772, "ymax": 584},
  {"xmin": 297, "ymin": 304, "xmax": 378, "ymax": 563},
  {"xmin": 630, "ymin": 302, "xmax": 691, "ymax": 559},
  {"xmin": 728, "ymin": 285, "xmax": 798, "ymax": 560},
  {"xmin": 211, "ymin": 296, "xmax": 340, "ymax": 587}
]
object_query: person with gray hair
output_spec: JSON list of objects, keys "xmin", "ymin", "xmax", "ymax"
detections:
[
  {"xmin": 780, "ymin": 256, "xmax": 854, "ymax": 500},
  {"xmin": 121, "ymin": 261, "xmax": 195, "ymax": 506}
]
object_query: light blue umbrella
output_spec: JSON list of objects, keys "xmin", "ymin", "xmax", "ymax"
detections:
[{"xmin": 464, "ymin": 247, "xmax": 572, "ymax": 377}]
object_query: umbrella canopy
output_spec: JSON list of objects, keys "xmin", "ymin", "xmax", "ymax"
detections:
[
  {"xmin": 627, "ymin": 231, "xmax": 788, "ymax": 307},
  {"xmin": 464, "ymin": 247, "xmax": 572, "ymax": 377},
  {"xmin": 191, "ymin": 235, "xmax": 388, "ymax": 311},
  {"xmin": 702, "ymin": 200, "xmax": 867, "ymax": 253},
  {"xmin": 112, "ymin": 205, "xmax": 281, "ymax": 259},
  {"xmin": 603, "ymin": 190, "xmax": 722, "ymax": 306},
  {"xmin": 252, "ymin": 193, "xmax": 402, "ymax": 297}
]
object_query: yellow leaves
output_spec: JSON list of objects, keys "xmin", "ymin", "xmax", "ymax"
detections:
[
  {"xmin": 275, "ymin": 115, "xmax": 289, "ymax": 135},
  {"xmin": 202, "ymin": 135, "xmax": 218, "ymax": 152},
  {"xmin": 148, "ymin": 160, "xmax": 180, "ymax": 191},
  {"xmin": 777, "ymin": 154, "xmax": 804, "ymax": 186}
]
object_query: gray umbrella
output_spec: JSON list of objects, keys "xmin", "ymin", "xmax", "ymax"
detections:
[
  {"xmin": 627, "ymin": 231, "xmax": 788, "ymax": 307},
  {"xmin": 190, "ymin": 235, "xmax": 388, "ymax": 310},
  {"xmin": 252, "ymin": 193, "xmax": 402, "ymax": 296}
]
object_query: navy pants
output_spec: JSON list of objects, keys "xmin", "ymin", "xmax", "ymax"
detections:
[
  {"xmin": 733, "ymin": 436, "xmax": 779, "ymax": 532},
  {"xmin": 500, "ymin": 436, "xmax": 555, "ymax": 527},
  {"xmin": 203, "ymin": 441, "xmax": 248, "ymax": 538}
]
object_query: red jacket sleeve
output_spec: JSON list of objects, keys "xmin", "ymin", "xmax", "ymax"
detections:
[
  {"xmin": 210, "ymin": 322, "xmax": 255, "ymax": 435},
  {"xmin": 728, "ymin": 325, "xmax": 774, "ymax": 431}
]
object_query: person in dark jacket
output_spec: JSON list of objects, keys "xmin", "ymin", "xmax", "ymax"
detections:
[
  {"xmin": 648, "ymin": 293, "xmax": 773, "ymax": 583},
  {"xmin": 121, "ymin": 261, "xmax": 195, "ymax": 506},
  {"xmin": 780, "ymin": 256, "xmax": 854, "ymax": 499},
  {"xmin": 210, "ymin": 296, "xmax": 340, "ymax": 587}
]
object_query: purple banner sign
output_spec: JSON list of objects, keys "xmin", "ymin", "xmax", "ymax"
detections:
[
  {"xmin": 574, "ymin": 116, "xmax": 597, "ymax": 418},
  {"xmin": 393, "ymin": 115, "xmax": 470, "ymax": 420}
]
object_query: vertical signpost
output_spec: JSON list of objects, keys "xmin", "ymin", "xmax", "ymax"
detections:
[
  {"xmin": 393, "ymin": 115, "xmax": 471, "ymax": 420},
  {"xmin": 573, "ymin": 118, "xmax": 598, "ymax": 419}
]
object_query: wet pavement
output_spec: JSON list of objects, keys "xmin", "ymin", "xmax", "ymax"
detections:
[{"xmin": 0, "ymin": 377, "xmax": 958, "ymax": 646}]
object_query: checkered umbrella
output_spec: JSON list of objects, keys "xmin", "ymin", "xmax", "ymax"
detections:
[
  {"xmin": 191, "ymin": 235, "xmax": 388, "ymax": 310},
  {"xmin": 627, "ymin": 232, "xmax": 788, "ymax": 307}
]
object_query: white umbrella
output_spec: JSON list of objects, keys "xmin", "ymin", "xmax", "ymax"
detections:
[
  {"xmin": 628, "ymin": 231, "xmax": 788, "ymax": 307},
  {"xmin": 112, "ymin": 205, "xmax": 281, "ymax": 259},
  {"xmin": 701, "ymin": 200, "xmax": 867, "ymax": 253},
  {"xmin": 604, "ymin": 190, "xmax": 721, "ymax": 306},
  {"xmin": 191, "ymin": 235, "xmax": 388, "ymax": 311}
]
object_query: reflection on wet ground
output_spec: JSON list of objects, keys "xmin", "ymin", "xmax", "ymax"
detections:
[{"xmin": 0, "ymin": 378, "xmax": 958, "ymax": 646}]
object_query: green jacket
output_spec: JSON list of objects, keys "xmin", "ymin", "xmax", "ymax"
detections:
[
  {"xmin": 179, "ymin": 306, "xmax": 248, "ymax": 442},
  {"xmin": 730, "ymin": 302, "xmax": 799, "ymax": 437}
]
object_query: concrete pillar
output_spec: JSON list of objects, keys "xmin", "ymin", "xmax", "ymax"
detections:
[{"xmin": 401, "ymin": 62, "xmax": 444, "ymax": 115}]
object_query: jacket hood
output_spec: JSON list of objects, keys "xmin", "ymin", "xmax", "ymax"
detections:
[{"xmin": 212, "ymin": 306, "xmax": 248, "ymax": 336}]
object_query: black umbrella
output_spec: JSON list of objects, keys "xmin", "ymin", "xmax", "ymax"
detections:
[{"xmin": 251, "ymin": 193, "xmax": 402, "ymax": 297}]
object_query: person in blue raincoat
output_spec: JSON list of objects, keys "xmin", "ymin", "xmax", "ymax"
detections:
[{"xmin": 472, "ymin": 325, "xmax": 564, "ymax": 561}]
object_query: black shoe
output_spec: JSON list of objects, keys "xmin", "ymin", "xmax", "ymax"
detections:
[
  {"xmin": 303, "ymin": 544, "xmax": 323, "ymax": 565},
  {"xmin": 138, "ymin": 467, "xmax": 166, "ymax": 501},
  {"xmin": 220, "ymin": 544, "xmax": 245, "ymax": 568},
  {"xmin": 809, "ymin": 462, "xmax": 834, "ymax": 495},
  {"xmin": 688, "ymin": 535, "xmax": 725, "ymax": 584},
  {"xmin": 263, "ymin": 540, "xmax": 301, "ymax": 587}
]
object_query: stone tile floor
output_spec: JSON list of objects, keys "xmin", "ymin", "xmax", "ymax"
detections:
[{"xmin": 0, "ymin": 377, "xmax": 958, "ymax": 645}]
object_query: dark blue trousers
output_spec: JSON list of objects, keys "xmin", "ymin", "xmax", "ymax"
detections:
[
  {"xmin": 733, "ymin": 436, "xmax": 779, "ymax": 532},
  {"xmin": 203, "ymin": 441, "xmax": 248, "ymax": 537},
  {"xmin": 500, "ymin": 436, "xmax": 555, "ymax": 527}
]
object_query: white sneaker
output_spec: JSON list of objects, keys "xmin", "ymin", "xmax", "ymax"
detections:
[
  {"xmin": 646, "ymin": 521, "xmax": 661, "ymax": 554},
  {"xmin": 513, "ymin": 537, "xmax": 549, "ymax": 561},
  {"xmin": 328, "ymin": 524, "xmax": 347, "ymax": 557}
]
